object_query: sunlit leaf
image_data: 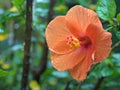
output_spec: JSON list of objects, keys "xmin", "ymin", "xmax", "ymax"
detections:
[
  {"xmin": 10, "ymin": 6, "xmax": 18, "ymax": 13},
  {"xmin": 55, "ymin": 5, "xmax": 68, "ymax": 13},
  {"xmin": 96, "ymin": 0, "xmax": 116, "ymax": 20},
  {"xmin": 89, "ymin": 4, "xmax": 96, "ymax": 10},
  {"xmin": 1, "ymin": 64, "xmax": 10, "ymax": 70},
  {"xmin": 0, "ymin": 33, "xmax": 9, "ymax": 41},
  {"xmin": 29, "ymin": 80, "xmax": 40, "ymax": 90}
]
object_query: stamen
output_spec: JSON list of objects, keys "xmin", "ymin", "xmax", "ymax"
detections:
[{"xmin": 66, "ymin": 36, "xmax": 80, "ymax": 49}]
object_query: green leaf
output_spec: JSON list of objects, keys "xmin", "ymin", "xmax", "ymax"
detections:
[
  {"xmin": 12, "ymin": 0, "xmax": 24, "ymax": 6},
  {"xmin": 12, "ymin": 0, "xmax": 24, "ymax": 11},
  {"xmin": 78, "ymin": 0, "xmax": 90, "ymax": 7},
  {"xmin": 0, "ymin": 11, "xmax": 25, "ymax": 24},
  {"xmin": 96, "ymin": 0, "xmax": 116, "ymax": 20},
  {"xmin": 0, "ymin": 69, "xmax": 8, "ymax": 78},
  {"xmin": 115, "ymin": 28, "xmax": 120, "ymax": 40},
  {"xmin": 117, "ymin": 13, "xmax": 120, "ymax": 24},
  {"xmin": 101, "ymin": 67, "xmax": 114, "ymax": 77}
]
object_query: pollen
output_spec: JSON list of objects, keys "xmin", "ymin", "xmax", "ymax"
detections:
[{"xmin": 66, "ymin": 35, "xmax": 80, "ymax": 49}]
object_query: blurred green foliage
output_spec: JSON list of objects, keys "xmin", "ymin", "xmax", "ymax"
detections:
[{"xmin": 0, "ymin": 0, "xmax": 120, "ymax": 90}]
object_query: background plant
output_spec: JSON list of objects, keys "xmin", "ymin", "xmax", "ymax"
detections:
[{"xmin": 0, "ymin": 0, "xmax": 120, "ymax": 90}]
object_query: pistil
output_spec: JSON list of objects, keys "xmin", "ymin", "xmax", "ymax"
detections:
[{"xmin": 66, "ymin": 35, "xmax": 80, "ymax": 49}]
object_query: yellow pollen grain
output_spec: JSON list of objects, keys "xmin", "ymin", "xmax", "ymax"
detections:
[{"xmin": 66, "ymin": 36, "xmax": 80, "ymax": 49}]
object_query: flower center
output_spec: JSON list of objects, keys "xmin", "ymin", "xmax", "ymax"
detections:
[
  {"xmin": 66, "ymin": 35, "xmax": 92, "ymax": 49},
  {"xmin": 79, "ymin": 36, "xmax": 92, "ymax": 48},
  {"xmin": 66, "ymin": 35, "xmax": 80, "ymax": 49}
]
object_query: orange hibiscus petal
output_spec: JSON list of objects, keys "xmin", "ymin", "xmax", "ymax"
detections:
[
  {"xmin": 70, "ymin": 53, "xmax": 93, "ymax": 81},
  {"xmin": 51, "ymin": 47, "xmax": 86, "ymax": 71},
  {"xmin": 86, "ymin": 24, "xmax": 112, "ymax": 62},
  {"xmin": 46, "ymin": 16, "xmax": 73, "ymax": 54},
  {"xmin": 65, "ymin": 17, "xmax": 83, "ymax": 37},
  {"xmin": 66, "ymin": 5, "xmax": 102, "ymax": 32}
]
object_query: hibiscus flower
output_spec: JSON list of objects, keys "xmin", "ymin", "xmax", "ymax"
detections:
[{"xmin": 45, "ymin": 5, "xmax": 112, "ymax": 81}]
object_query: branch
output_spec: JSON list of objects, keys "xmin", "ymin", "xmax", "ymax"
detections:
[
  {"xmin": 33, "ymin": 0, "xmax": 56, "ymax": 82},
  {"xmin": 64, "ymin": 80, "xmax": 73, "ymax": 90},
  {"xmin": 33, "ymin": 42, "xmax": 48, "ymax": 81},
  {"xmin": 21, "ymin": 0, "xmax": 33, "ymax": 90},
  {"xmin": 75, "ymin": 81, "xmax": 82, "ymax": 90},
  {"xmin": 93, "ymin": 77, "xmax": 105, "ymax": 90},
  {"xmin": 112, "ymin": 40, "xmax": 120, "ymax": 50}
]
